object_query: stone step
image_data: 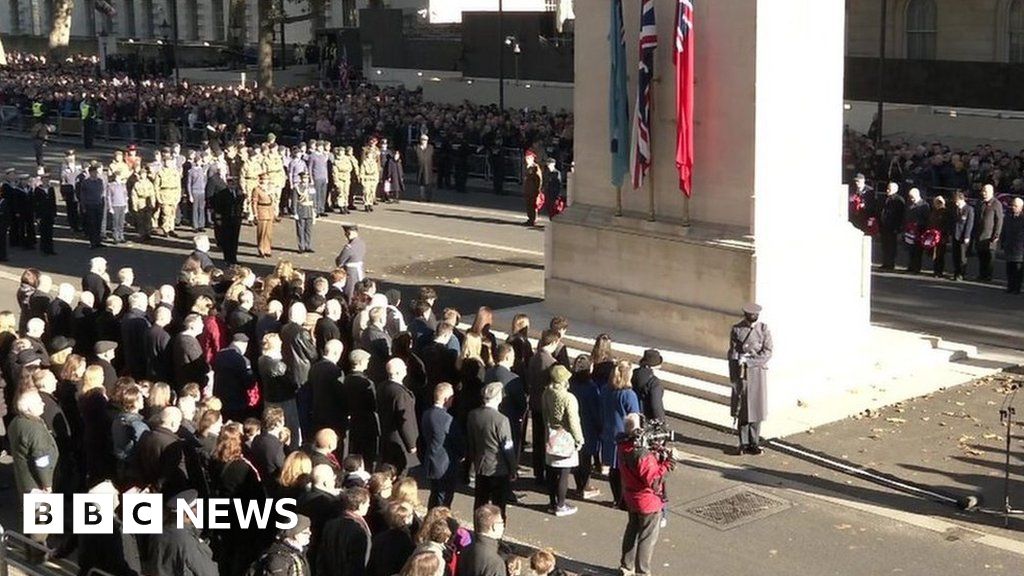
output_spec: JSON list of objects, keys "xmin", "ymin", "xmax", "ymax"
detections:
[
  {"xmin": 662, "ymin": 388, "xmax": 734, "ymax": 432},
  {"xmin": 657, "ymin": 369, "xmax": 732, "ymax": 406}
]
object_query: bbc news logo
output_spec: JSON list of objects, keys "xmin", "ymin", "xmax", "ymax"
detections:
[{"xmin": 24, "ymin": 494, "xmax": 298, "ymax": 535}]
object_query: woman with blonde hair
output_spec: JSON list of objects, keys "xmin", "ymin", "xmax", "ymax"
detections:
[
  {"xmin": 0, "ymin": 310, "xmax": 19, "ymax": 393},
  {"xmin": 391, "ymin": 476, "xmax": 424, "ymax": 534},
  {"xmin": 506, "ymin": 313, "xmax": 533, "ymax": 377},
  {"xmin": 144, "ymin": 382, "xmax": 172, "ymax": 422},
  {"xmin": 600, "ymin": 360, "xmax": 640, "ymax": 506},
  {"xmin": 468, "ymin": 306, "xmax": 498, "ymax": 366},
  {"xmin": 400, "ymin": 549, "xmax": 445, "ymax": 576},
  {"xmin": 276, "ymin": 450, "xmax": 312, "ymax": 499}
]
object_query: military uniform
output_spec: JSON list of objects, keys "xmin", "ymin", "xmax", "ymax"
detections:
[
  {"xmin": 154, "ymin": 165, "xmax": 183, "ymax": 235},
  {"xmin": 727, "ymin": 304, "xmax": 773, "ymax": 454},
  {"xmin": 60, "ymin": 158, "xmax": 82, "ymax": 231},
  {"xmin": 264, "ymin": 147, "xmax": 287, "ymax": 217},
  {"xmin": 131, "ymin": 174, "xmax": 157, "ymax": 241},
  {"xmin": 210, "ymin": 175, "xmax": 244, "ymax": 264},
  {"xmin": 33, "ymin": 181, "xmax": 57, "ymax": 255},
  {"xmin": 359, "ymin": 145, "xmax": 380, "ymax": 210},
  {"xmin": 241, "ymin": 151, "xmax": 263, "ymax": 222},
  {"xmin": 332, "ymin": 148, "xmax": 357, "ymax": 213},
  {"xmin": 335, "ymin": 232, "xmax": 366, "ymax": 298},
  {"xmin": 253, "ymin": 184, "xmax": 276, "ymax": 257},
  {"xmin": 293, "ymin": 181, "xmax": 317, "ymax": 252}
]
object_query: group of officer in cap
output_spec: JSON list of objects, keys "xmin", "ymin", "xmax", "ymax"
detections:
[{"xmin": 0, "ymin": 166, "xmax": 58, "ymax": 261}]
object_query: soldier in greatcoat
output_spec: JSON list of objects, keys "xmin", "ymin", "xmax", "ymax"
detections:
[
  {"xmin": 728, "ymin": 303, "xmax": 773, "ymax": 455},
  {"xmin": 359, "ymin": 138, "xmax": 381, "ymax": 212},
  {"xmin": 131, "ymin": 167, "xmax": 157, "ymax": 242}
]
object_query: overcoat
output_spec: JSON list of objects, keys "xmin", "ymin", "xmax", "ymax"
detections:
[{"xmin": 728, "ymin": 320, "xmax": 773, "ymax": 423}]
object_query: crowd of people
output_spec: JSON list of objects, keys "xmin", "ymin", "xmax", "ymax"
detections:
[
  {"xmin": 0, "ymin": 248, "xmax": 674, "ymax": 576},
  {"xmin": 0, "ymin": 52, "xmax": 574, "ymax": 178}
]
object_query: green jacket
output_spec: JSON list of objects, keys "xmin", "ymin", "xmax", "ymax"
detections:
[
  {"xmin": 8, "ymin": 414, "xmax": 58, "ymax": 493},
  {"xmin": 542, "ymin": 381, "xmax": 584, "ymax": 447}
]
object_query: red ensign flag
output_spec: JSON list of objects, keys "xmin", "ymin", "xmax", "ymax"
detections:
[{"xmin": 675, "ymin": 0, "xmax": 694, "ymax": 196}]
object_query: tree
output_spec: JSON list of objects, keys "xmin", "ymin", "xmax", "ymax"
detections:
[
  {"xmin": 258, "ymin": 0, "xmax": 275, "ymax": 94},
  {"xmin": 50, "ymin": 0, "xmax": 75, "ymax": 51}
]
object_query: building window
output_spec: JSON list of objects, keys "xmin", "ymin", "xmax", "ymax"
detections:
[
  {"xmin": 11, "ymin": 0, "xmax": 22, "ymax": 34},
  {"xmin": 1011, "ymin": 0, "xmax": 1024, "ymax": 63},
  {"xmin": 125, "ymin": 0, "xmax": 136, "ymax": 37},
  {"xmin": 905, "ymin": 0, "xmax": 937, "ymax": 60},
  {"xmin": 545, "ymin": 0, "xmax": 557, "ymax": 11},
  {"xmin": 212, "ymin": 0, "xmax": 226, "ymax": 41}
]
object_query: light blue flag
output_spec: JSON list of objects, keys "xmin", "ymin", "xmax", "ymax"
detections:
[{"xmin": 609, "ymin": 0, "xmax": 631, "ymax": 189}]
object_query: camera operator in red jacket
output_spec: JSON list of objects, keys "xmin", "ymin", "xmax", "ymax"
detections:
[{"xmin": 617, "ymin": 413, "xmax": 673, "ymax": 576}]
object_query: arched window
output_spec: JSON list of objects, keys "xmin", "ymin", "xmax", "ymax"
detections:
[
  {"xmin": 1011, "ymin": 0, "xmax": 1024, "ymax": 62},
  {"xmin": 905, "ymin": 0, "xmax": 937, "ymax": 60}
]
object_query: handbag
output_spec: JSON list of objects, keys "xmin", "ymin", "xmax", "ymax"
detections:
[{"xmin": 546, "ymin": 426, "xmax": 575, "ymax": 459}]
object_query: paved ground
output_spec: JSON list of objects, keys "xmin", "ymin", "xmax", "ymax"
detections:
[{"xmin": 2, "ymin": 137, "xmax": 1024, "ymax": 573}]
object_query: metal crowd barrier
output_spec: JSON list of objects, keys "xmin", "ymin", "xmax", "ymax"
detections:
[{"xmin": 0, "ymin": 523, "xmax": 118, "ymax": 576}]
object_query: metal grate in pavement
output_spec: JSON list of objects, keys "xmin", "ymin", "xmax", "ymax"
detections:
[{"xmin": 675, "ymin": 486, "xmax": 792, "ymax": 531}]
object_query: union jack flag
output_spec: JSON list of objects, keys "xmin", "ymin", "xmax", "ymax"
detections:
[{"xmin": 630, "ymin": 0, "xmax": 657, "ymax": 190}]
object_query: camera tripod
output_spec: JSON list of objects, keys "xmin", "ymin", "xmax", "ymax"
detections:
[{"xmin": 996, "ymin": 385, "xmax": 1024, "ymax": 527}]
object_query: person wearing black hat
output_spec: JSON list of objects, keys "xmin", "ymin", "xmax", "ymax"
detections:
[
  {"xmin": 93, "ymin": 340, "xmax": 119, "ymax": 394},
  {"xmin": 249, "ymin": 514, "xmax": 313, "ymax": 576},
  {"xmin": 727, "ymin": 303, "xmax": 773, "ymax": 455},
  {"xmin": 848, "ymin": 172, "xmax": 875, "ymax": 233},
  {"xmin": 146, "ymin": 489, "xmax": 219, "ymax": 576},
  {"xmin": 631, "ymin": 349, "xmax": 666, "ymax": 423},
  {"xmin": 80, "ymin": 164, "xmax": 106, "ymax": 248}
]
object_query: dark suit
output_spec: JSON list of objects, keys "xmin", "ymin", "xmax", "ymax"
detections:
[
  {"xmin": 456, "ymin": 535, "xmax": 506, "ymax": 576},
  {"xmin": 360, "ymin": 325, "xmax": 391, "ymax": 384},
  {"xmin": 131, "ymin": 427, "xmax": 188, "ymax": 493},
  {"xmin": 82, "ymin": 271, "xmax": 111, "ymax": 304},
  {"xmin": 342, "ymin": 371, "xmax": 379, "ymax": 464},
  {"xmin": 146, "ymin": 325, "xmax": 173, "ymax": 383},
  {"xmin": 976, "ymin": 198, "xmax": 1005, "ymax": 281},
  {"xmin": 309, "ymin": 358, "xmax": 346, "ymax": 435},
  {"xmin": 314, "ymin": 317, "xmax": 342, "ymax": 357},
  {"xmin": 950, "ymin": 203, "xmax": 975, "ymax": 280},
  {"xmin": 487, "ymin": 364, "xmax": 527, "ymax": 463},
  {"xmin": 296, "ymin": 487, "xmax": 341, "ymax": 571},
  {"xmin": 250, "ymin": 431, "xmax": 286, "ymax": 483},
  {"xmin": 376, "ymin": 379, "xmax": 419, "ymax": 475},
  {"xmin": 904, "ymin": 199, "xmax": 930, "ymax": 273},
  {"xmin": 170, "ymin": 333, "xmax": 208, "ymax": 392},
  {"xmin": 420, "ymin": 405, "xmax": 459, "ymax": 507},
  {"xmin": 1001, "ymin": 211, "xmax": 1024, "ymax": 293},
  {"xmin": 281, "ymin": 321, "xmax": 318, "ymax": 440},
  {"xmin": 466, "ymin": 405, "xmax": 516, "ymax": 518},
  {"xmin": 317, "ymin": 514, "xmax": 371, "ymax": 576},
  {"xmin": 46, "ymin": 298, "xmax": 74, "ymax": 339},
  {"xmin": 213, "ymin": 346, "xmax": 254, "ymax": 422},
  {"xmin": 121, "ymin": 309, "xmax": 151, "ymax": 379},
  {"xmin": 226, "ymin": 308, "xmax": 256, "ymax": 340},
  {"xmin": 879, "ymin": 193, "xmax": 906, "ymax": 269}
]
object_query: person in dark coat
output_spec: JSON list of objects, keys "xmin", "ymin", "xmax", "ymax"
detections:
[
  {"xmin": 421, "ymin": 323, "xmax": 460, "ymax": 392},
  {"xmin": 33, "ymin": 178, "xmax": 58, "ymax": 255},
  {"xmin": 976, "ymin": 184, "xmax": 1005, "ymax": 282},
  {"xmin": 79, "ymin": 375, "xmax": 115, "ymax": 485},
  {"xmin": 297, "ymin": 465, "xmax": 342, "ymax": 571},
  {"xmin": 367, "ymin": 502, "xmax": 416, "ymax": 576},
  {"xmin": 213, "ymin": 334, "xmax": 255, "ymax": 423},
  {"xmin": 146, "ymin": 491, "xmax": 219, "ymax": 576},
  {"xmin": 82, "ymin": 257, "xmax": 111, "ymax": 304},
  {"xmin": 120, "ymin": 293, "xmax": 152, "ymax": 380},
  {"xmin": 260, "ymin": 334, "xmax": 301, "ymax": 451},
  {"xmin": 466, "ymin": 382, "xmax": 517, "ymax": 519},
  {"xmin": 1001, "ymin": 197, "xmax": 1024, "ymax": 294},
  {"xmin": 93, "ymin": 340, "xmax": 119, "ymax": 394},
  {"xmin": 72, "ymin": 294, "xmax": 98, "ymax": 358},
  {"xmin": 487, "ymin": 344, "xmax": 527, "ymax": 465},
  {"xmin": 631, "ymin": 349, "xmax": 666, "ymax": 422},
  {"xmin": 8, "ymin": 389, "xmax": 59, "ymax": 497},
  {"xmin": 341, "ymin": 350, "xmax": 380, "ymax": 465},
  {"xmin": 76, "ymin": 481, "xmax": 143, "ymax": 576},
  {"xmin": 317, "ymin": 487, "xmax": 372, "ymax": 576},
  {"xmin": 250, "ymin": 407, "xmax": 288, "ymax": 483},
  {"xmin": 728, "ymin": 303, "xmax": 773, "ymax": 455},
  {"xmin": 878, "ymin": 182, "xmax": 906, "ymax": 270},
  {"xmin": 950, "ymin": 191, "xmax": 975, "ymax": 281},
  {"xmin": 419, "ymin": 382, "xmax": 460, "ymax": 508},
  {"xmin": 457, "ymin": 504, "xmax": 507, "ymax": 576},
  {"xmin": 171, "ymin": 315, "xmax": 209, "ymax": 393},
  {"xmin": 376, "ymin": 358, "xmax": 419, "ymax": 476},
  {"xmin": 227, "ymin": 291, "xmax": 257, "ymax": 341},
  {"xmin": 281, "ymin": 302, "xmax": 319, "ymax": 442},
  {"xmin": 251, "ymin": 516, "xmax": 313, "ymax": 576},
  {"xmin": 904, "ymin": 188, "xmax": 930, "ymax": 274},
  {"xmin": 47, "ymin": 287, "xmax": 75, "ymax": 339},
  {"xmin": 542, "ymin": 157, "xmax": 563, "ymax": 217},
  {"xmin": 314, "ymin": 301, "xmax": 344, "ymax": 356},
  {"xmin": 361, "ymin": 306, "xmax": 392, "ymax": 384},
  {"xmin": 147, "ymin": 306, "xmax": 174, "ymax": 383},
  {"xmin": 208, "ymin": 426, "xmax": 269, "ymax": 576},
  {"xmin": 209, "ymin": 166, "xmax": 243, "ymax": 264},
  {"xmin": 309, "ymin": 340, "xmax": 346, "ymax": 440},
  {"xmin": 568, "ymin": 355, "xmax": 602, "ymax": 500},
  {"xmin": 527, "ymin": 331, "xmax": 559, "ymax": 482},
  {"xmin": 132, "ymin": 406, "xmax": 189, "ymax": 493}
]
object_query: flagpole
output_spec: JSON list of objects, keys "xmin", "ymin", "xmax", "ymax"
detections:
[
  {"xmin": 615, "ymin": 185, "xmax": 623, "ymax": 216},
  {"xmin": 647, "ymin": 178, "xmax": 655, "ymax": 221},
  {"xmin": 683, "ymin": 193, "xmax": 691, "ymax": 226}
]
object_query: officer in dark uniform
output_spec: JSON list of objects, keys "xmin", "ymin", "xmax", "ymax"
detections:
[
  {"xmin": 727, "ymin": 303, "xmax": 773, "ymax": 455},
  {"xmin": 33, "ymin": 174, "xmax": 58, "ymax": 255},
  {"xmin": 13, "ymin": 174, "xmax": 35, "ymax": 249},
  {"xmin": 210, "ymin": 167, "xmax": 245, "ymax": 265},
  {"xmin": 4, "ymin": 170, "xmax": 23, "ymax": 248}
]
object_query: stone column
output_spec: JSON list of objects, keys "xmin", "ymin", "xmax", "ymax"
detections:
[{"xmin": 547, "ymin": 0, "xmax": 871, "ymax": 411}]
